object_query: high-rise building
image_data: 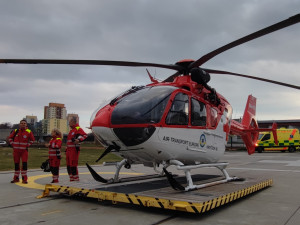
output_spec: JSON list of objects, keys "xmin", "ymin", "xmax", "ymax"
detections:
[
  {"xmin": 43, "ymin": 103, "xmax": 68, "ymax": 135},
  {"xmin": 44, "ymin": 103, "xmax": 67, "ymax": 119}
]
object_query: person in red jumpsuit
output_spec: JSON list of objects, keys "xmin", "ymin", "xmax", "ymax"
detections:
[
  {"xmin": 8, "ymin": 120, "xmax": 35, "ymax": 184},
  {"xmin": 45, "ymin": 128, "xmax": 62, "ymax": 183},
  {"xmin": 66, "ymin": 117, "xmax": 87, "ymax": 181}
]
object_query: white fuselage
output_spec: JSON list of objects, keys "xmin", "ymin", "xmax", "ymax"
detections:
[{"xmin": 92, "ymin": 116, "xmax": 227, "ymax": 166}]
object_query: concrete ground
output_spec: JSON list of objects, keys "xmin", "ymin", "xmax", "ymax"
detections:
[{"xmin": 1, "ymin": 151, "xmax": 300, "ymax": 225}]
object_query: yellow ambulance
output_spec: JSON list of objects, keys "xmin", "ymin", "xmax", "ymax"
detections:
[{"xmin": 256, "ymin": 128, "xmax": 300, "ymax": 153}]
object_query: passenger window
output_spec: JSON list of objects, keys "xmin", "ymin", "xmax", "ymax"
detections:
[
  {"xmin": 261, "ymin": 134, "xmax": 271, "ymax": 141},
  {"xmin": 210, "ymin": 108, "xmax": 218, "ymax": 127},
  {"xmin": 191, "ymin": 98, "xmax": 206, "ymax": 126},
  {"xmin": 166, "ymin": 93, "xmax": 189, "ymax": 125}
]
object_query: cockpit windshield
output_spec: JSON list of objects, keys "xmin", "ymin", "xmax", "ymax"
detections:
[{"xmin": 111, "ymin": 86, "xmax": 177, "ymax": 124}]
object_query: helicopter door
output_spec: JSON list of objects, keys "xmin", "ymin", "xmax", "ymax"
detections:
[
  {"xmin": 188, "ymin": 98, "xmax": 215, "ymax": 153},
  {"xmin": 165, "ymin": 92, "xmax": 189, "ymax": 125},
  {"xmin": 202, "ymin": 107, "xmax": 224, "ymax": 153},
  {"xmin": 191, "ymin": 98, "xmax": 206, "ymax": 127}
]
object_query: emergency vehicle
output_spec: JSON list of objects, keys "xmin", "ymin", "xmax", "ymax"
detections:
[{"xmin": 256, "ymin": 128, "xmax": 300, "ymax": 153}]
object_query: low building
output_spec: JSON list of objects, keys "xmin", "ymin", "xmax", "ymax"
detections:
[{"xmin": 257, "ymin": 119, "xmax": 300, "ymax": 130}]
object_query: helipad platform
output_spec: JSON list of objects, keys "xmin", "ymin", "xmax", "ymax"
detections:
[{"xmin": 38, "ymin": 173, "xmax": 272, "ymax": 213}]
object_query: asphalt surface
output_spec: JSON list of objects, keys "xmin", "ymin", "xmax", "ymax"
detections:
[{"xmin": 1, "ymin": 151, "xmax": 300, "ymax": 225}]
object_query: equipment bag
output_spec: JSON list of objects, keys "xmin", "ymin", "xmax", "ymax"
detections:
[{"xmin": 40, "ymin": 159, "xmax": 51, "ymax": 172}]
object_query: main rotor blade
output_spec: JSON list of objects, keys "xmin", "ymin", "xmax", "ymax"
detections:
[
  {"xmin": 203, "ymin": 68, "xmax": 300, "ymax": 90},
  {"xmin": 0, "ymin": 59, "xmax": 182, "ymax": 71},
  {"xmin": 189, "ymin": 14, "xmax": 300, "ymax": 68}
]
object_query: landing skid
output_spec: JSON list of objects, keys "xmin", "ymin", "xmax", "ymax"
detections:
[
  {"xmin": 86, "ymin": 159, "xmax": 242, "ymax": 192},
  {"xmin": 86, "ymin": 159, "xmax": 166, "ymax": 184},
  {"xmin": 164, "ymin": 160, "xmax": 243, "ymax": 191},
  {"xmin": 86, "ymin": 159, "xmax": 128, "ymax": 183}
]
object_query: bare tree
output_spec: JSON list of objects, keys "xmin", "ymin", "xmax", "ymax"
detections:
[{"xmin": 0, "ymin": 122, "xmax": 12, "ymax": 129}]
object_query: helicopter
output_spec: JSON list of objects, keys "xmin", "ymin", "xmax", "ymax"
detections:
[{"xmin": 0, "ymin": 14, "xmax": 299, "ymax": 191}]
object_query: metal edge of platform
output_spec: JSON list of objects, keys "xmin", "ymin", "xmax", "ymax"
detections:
[{"xmin": 37, "ymin": 179, "xmax": 273, "ymax": 214}]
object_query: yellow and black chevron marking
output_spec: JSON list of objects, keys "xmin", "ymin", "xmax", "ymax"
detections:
[
  {"xmin": 258, "ymin": 140, "xmax": 299, "ymax": 147},
  {"xmin": 38, "ymin": 179, "xmax": 272, "ymax": 213}
]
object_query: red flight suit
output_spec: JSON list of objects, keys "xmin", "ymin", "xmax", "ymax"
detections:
[
  {"xmin": 48, "ymin": 136, "xmax": 62, "ymax": 183},
  {"xmin": 8, "ymin": 128, "xmax": 35, "ymax": 183},
  {"xmin": 66, "ymin": 124, "xmax": 87, "ymax": 181}
]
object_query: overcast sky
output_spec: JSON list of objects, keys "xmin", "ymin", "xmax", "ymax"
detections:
[{"xmin": 0, "ymin": 0, "xmax": 299, "ymax": 133}]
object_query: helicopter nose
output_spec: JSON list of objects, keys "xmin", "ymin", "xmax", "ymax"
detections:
[{"xmin": 91, "ymin": 105, "xmax": 112, "ymax": 128}]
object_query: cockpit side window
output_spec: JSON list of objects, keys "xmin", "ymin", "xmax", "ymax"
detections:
[
  {"xmin": 191, "ymin": 98, "xmax": 206, "ymax": 126},
  {"xmin": 166, "ymin": 93, "xmax": 189, "ymax": 125}
]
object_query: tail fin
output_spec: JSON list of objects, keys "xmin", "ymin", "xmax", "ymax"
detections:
[
  {"xmin": 242, "ymin": 95, "xmax": 256, "ymax": 128},
  {"xmin": 230, "ymin": 95, "xmax": 278, "ymax": 155},
  {"xmin": 230, "ymin": 95, "xmax": 277, "ymax": 155},
  {"xmin": 241, "ymin": 95, "xmax": 259, "ymax": 154},
  {"xmin": 230, "ymin": 95, "xmax": 259, "ymax": 155}
]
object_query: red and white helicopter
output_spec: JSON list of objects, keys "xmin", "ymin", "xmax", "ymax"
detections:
[{"xmin": 1, "ymin": 14, "xmax": 299, "ymax": 191}]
